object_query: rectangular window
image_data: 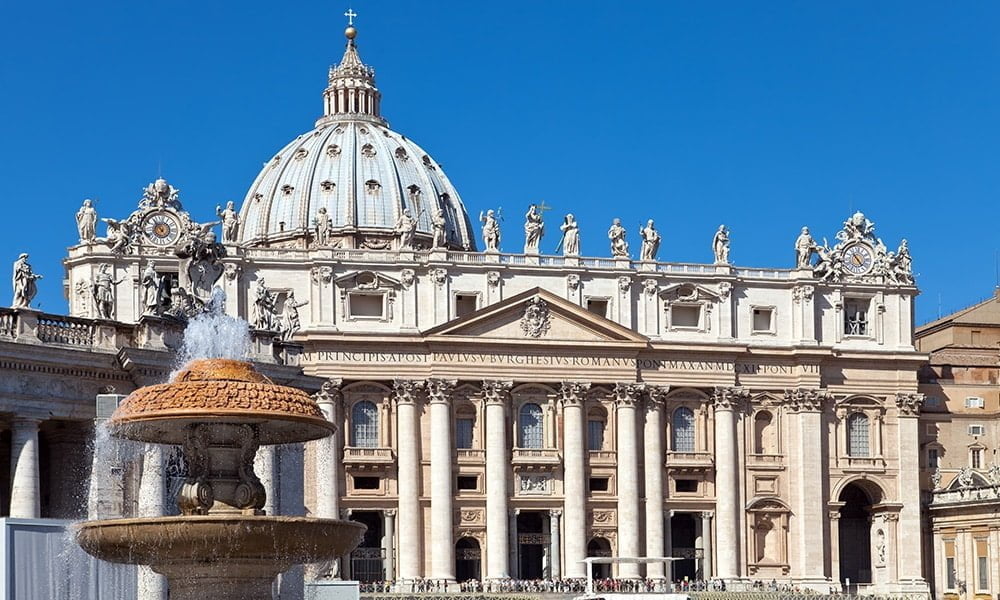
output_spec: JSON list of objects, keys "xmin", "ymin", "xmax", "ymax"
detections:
[
  {"xmin": 977, "ymin": 540, "xmax": 989, "ymax": 591},
  {"xmin": 587, "ymin": 420, "xmax": 605, "ymax": 451},
  {"xmin": 586, "ymin": 299, "xmax": 608, "ymax": 317},
  {"xmin": 965, "ymin": 396, "xmax": 985, "ymax": 409},
  {"xmin": 924, "ymin": 396, "xmax": 942, "ymax": 408},
  {"xmin": 349, "ymin": 293, "xmax": 384, "ymax": 318},
  {"xmin": 971, "ymin": 448, "xmax": 982, "ymax": 469},
  {"xmin": 672, "ymin": 304, "xmax": 701, "ymax": 328},
  {"xmin": 455, "ymin": 294, "xmax": 478, "ymax": 318},
  {"xmin": 969, "ymin": 424, "xmax": 985, "ymax": 437},
  {"xmin": 928, "ymin": 448, "xmax": 939, "ymax": 469},
  {"xmin": 752, "ymin": 307, "xmax": 774, "ymax": 333},
  {"xmin": 844, "ymin": 299, "xmax": 869, "ymax": 336},
  {"xmin": 457, "ymin": 475, "xmax": 478, "ymax": 491},
  {"xmin": 353, "ymin": 476, "xmax": 380, "ymax": 490},
  {"xmin": 676, "ymin": 479, "xmax": 698, "ymax": 493},
  {"xmin": 455, "ymin": 418, "xmax": 474, "ymax": 449},
  {"xmin": 588, "ymin": 477, "xmax": 609, "ymax": 492},
  {"xmin": 946, "ymin": 557, "xmax": 956, "ymax": 589}
]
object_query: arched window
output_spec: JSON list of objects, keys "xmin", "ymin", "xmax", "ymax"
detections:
[
  {"xmin": 672, "ymin": 407, "xmax": 696, "ymax": 452},
  {"xmin": 587, "ymin": 407, "xmax": 607, "ymax": 451},
  {"xmin": 518, "ymin": 403, "xmax": 544, "ymax": 449},
  {"xmin": 847, "ymin": 413, "xmax": 870, "ymax": 457},
  {"xmin": 753, "ymin": 411, "xmax": 774, "ymax": 454},
  {"xmin": 351, "ymin": 401, "xmax": 379, "ymax": 448}
]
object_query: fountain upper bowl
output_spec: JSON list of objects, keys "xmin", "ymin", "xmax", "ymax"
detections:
[{"xmin": 108, "ymin": 358, "xmax": 334, "ymax": 445}]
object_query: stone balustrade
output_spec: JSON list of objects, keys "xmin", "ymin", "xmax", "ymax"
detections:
[{"xmin": 344, "ymin": 446, "xmax": 396, "ymax": 464}]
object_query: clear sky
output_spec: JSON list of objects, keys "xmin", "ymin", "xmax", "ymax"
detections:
[{"xmin": 1, "ymin": 1, "xmax": 997, "ymax": 324}]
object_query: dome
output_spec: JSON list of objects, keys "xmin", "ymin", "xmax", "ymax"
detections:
[{"xmin": 238, "ymin": 27, "xmax": 475, "ymax": 251}]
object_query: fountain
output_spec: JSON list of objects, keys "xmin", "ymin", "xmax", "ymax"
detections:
[{"xmin": 74, "ymin": 355, "xmax": 365, "ymax": 599}]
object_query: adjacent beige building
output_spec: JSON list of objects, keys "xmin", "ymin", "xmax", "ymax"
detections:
[{"xmin": 917, "ymin": 290, "xmax": 1000, "ymax": 600}]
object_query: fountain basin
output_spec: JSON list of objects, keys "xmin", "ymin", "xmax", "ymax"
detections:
[
  {"xmin": 108, "ymin": 359, "xmax": 335, "ymax": 444},
  {"xmin": 75, "ymin": 515, "xmax": 365, "ymax": 565}
]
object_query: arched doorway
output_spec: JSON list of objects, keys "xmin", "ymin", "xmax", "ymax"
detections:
[
  {"xmin": 456, "ymin": 537, "xmax": 481, "ymax": 582},
  {"xmin": 587, "ymin": 537, "xmax": 613, "ymax": 579},
  {"xmin": 670, "ymin": 513, "xmax": 698, "ymax": 581},
  {"xmin": 838, "ymin": 483, "xmax": 878, "ymax": 584}
]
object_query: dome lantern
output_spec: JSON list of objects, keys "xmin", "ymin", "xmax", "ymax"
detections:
[{"xmin": 318, "ymin": 21, "xmax": 385, "ymax": 127}]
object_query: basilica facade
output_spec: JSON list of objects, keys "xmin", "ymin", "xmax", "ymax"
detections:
[{"xmin": 2, "ymin": 22, "xmax": 935, "ymax": 597}]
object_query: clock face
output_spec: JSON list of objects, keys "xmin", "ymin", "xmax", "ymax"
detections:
[
  {"xmin": 142, "ymin": 212, "xmax": 181, "ymax": 246},
  {"xmin": 843, "ymin": 243, "xmax": 874, "ymax": 275}
]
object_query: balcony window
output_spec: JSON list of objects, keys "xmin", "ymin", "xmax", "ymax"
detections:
[
  {"xmin": 456, "ymin": 418, "xmax": 474, "ymax": 449},
  {"xmin": 671, "ymin": 407, "xmax": 695, "ymax": 452},
  {"xmin": 844, "ymin": 299, "xmax": 869, "ymax": 336},
  {"xmin": 847, "ymin": 413, "xmax": 870, "ymax": 457},
  {"xmin": 518, "ymin": 403, "xmax": 543, "ymax": 449},
  {"xmin": 351, "ymin": 401, "xmax": 379, "ymax": 448},
  {"xmin": 587, "ymin": 419, "xmax": 605, "ymax": 451}
]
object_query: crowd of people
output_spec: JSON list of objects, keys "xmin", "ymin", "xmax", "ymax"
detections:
[{"xmin": 358, "ymin": 576, "xmax": 839, "ymax": 595}]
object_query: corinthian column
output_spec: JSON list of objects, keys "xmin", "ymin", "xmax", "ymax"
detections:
[
  {"xmin": 483, "ymin": 380, "xmax": 513, "ymax": 580},
  {"xmin": 614, "ymin": 382, "xmax": 644, "ymax": 578},
  {"xmin": 785, "ymin": 388, "xmax": 829, "ymax": 582},
  {"xmin": 9, "ymin": 418, "xmax": 40, "ymax": 518},
  {"xmin": 644, "ymin": 386, "xmax": 669, "ymax": 579},
  {"xmin": 314, "ymin": 379, "xmax": 343, "ymax": 579},
  {"xmin": 394, "ymin": 379, "xmax": 425, "ymax": 581},
  {"xmin": 561, "ymin": 381, "xmax": 590, "ymax": 578},
  {"xmin": 428, "ymin": 378, "xmax": 458, "ymax": 582},
  {"xmin": 895, "ymin": 393, "xmax": 927, "ymax": 585},
  {"xmin": 712, "ymin": 387, "xmax": 746, "ymax": 580}
]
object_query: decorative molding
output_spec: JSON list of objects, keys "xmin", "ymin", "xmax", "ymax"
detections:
[
  {"xmin": 783, "ymin": 388, "xmax": 830, "ymax": 412},
  {"xmin": 426, "ymin": 378, "xmax": 457, "ymax": 404},
  {"xmin": 559, "ymin": 381, "xmax": 591, "ymax": 407},
  {"xmin": 792, "ymin": 284, "xmax": 814, "ymax": 304},
  {"xmin": 712, "ymin": 386, "xmax": 749, "ymax": 411},
  {"xmin": 481, "ymin": 380, "xmax": 513, "ymax": 405},
  {"xmin": 617, "ymin": 276, "xmax": 631, "ymax": 293},
  {"xmin": 400, "ymin": 268, "xmax": 415, "ymax": 289},
  {"xmin": 717, "ymin": 281, "xmax": 732, "ymax": 299},
  {"xmin": 642, "ymin": 278, "xmax": 658, "ymax": 297},
  {"xmin": 895, "ymin": 392, "xmax": 924, "ymax": 417},
  {"xmin": 223, "ymin": 263, "xmax": 242, "ymax": 282},
  {"xmin": 429, "ymin": 268, "xmax": 448, "ymax": 287},
  {"xmin": 566, "ymin": 273, "xmax": 581, "ymax": 293},
  {"xmin": 486, "ymin": 271, "xmax": 501, "ymax": 289},
  {"xmin": 310, "ymin": 265, "xmax": 333, "ymax": 285},
  {"xmin": 612, "ymin": 382, "xmax": 645, "ymax": 407},
  {"xmin": 391, "ymin": 379, "xmax": 424, "ymax": 405}
]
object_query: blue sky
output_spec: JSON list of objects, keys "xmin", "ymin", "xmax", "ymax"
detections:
[{"xmin": 1, "ymin": 1, "xmax": 997, "ymax": 323}]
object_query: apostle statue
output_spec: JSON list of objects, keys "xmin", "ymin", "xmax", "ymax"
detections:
[
  {"xmin": 480, "ymin": 209, "xmax": 501, "ymax": 252},
  {"xmin": 92, "ymin": 264, "xmax": 125, "ymax": 320},
  {"xmin": 712, "ymin": 225, "xmax": 730, "ymax": 264},
  {"xmin": 431, "ymin": 209, "xmax": 447, "ymax": 248},
  {"xmin": 313, "ymin": 207, "xmax": 332, "ymax": 247},
  {"xmin": 252, "ymin": 278, "xmax": 278, "ymax": 331},
  {"xmin": 639, "ymin": 220, "xmax": 661, "ymax": 261},
  {"xmin": 11, "ymin": 253, "xmax": 42, "ymax": 309},
  {"xmin": 395, "ymin": 208, "xmax": 418, "ymax": 250},
  {"xmin": 557, "ymin": 214, "xmax": 580, "ymax": 256},
  {"xmin": 523, "ymin": 204, "xmax": 544, "ymax": 254},
  {"xmin": 216, "ymin": 201, "xmax": 240, "ymax": 244},
  {"xmin": 141, "ymin": 262, "xmax": 162, "ymax": 316},
  {"xmin": 608, "ymin": 218, "xmax": 629, "ymax": 257},
  {"xmin": 282, "ymin": 290, "xmax": 310, "ymax": 340},
  {"xmin": 794, "ymin": 227, "xmax": 817, "ymax": 268},
  {"xmin": 76, "ymin": 199, "xmax": 98, "ymax": 243}
]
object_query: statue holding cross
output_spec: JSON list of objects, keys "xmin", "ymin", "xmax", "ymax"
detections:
[{"xmin": 523, "ymin": 203, "xmax": 547, "ymax": 254}]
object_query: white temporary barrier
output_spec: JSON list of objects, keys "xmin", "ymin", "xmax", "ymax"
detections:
[{"xmin": 0, "ymin": 518, "xmax": 137, "ymax": 600}]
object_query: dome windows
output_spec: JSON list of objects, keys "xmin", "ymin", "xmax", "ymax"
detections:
[
  {"xmin": 293, "ymin": 148, "xmax": 309, "ymax": 160},
  {"xmin": 361, "ymin": 143, "xmax": 377, "ymax": 158},
  {"xmin": 320, "ymin": 180, "xmax": 336, "ymax": 193},
  {"xmin": 407, "ymin": 185, "xmax": 421, "ymax": 203},
  {"xmin": 281, "ymin": 184, "xmax": 295, "ymax": 196},
  {"xmin": 395, "ymin": 147, "xmax": 409, "ymax": 161},
  {"xmin": 365, "ymin": 180, "xmax": 381, "ymax": 195},
  {"xmin": 422, "ymin": 155, "xmax": 435, "ymax": 170},
  {"xmin": 359, "ymin": 126, "xmax": 369, "ymax": 135},
  {"xmin": 326, "ymin": 144, "xmax": 341, "ymax": 157}
]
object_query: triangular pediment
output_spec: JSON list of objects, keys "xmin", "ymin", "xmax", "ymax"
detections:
[{"xmin": 423, "ymin": 288, "xmax": 648, "ymax": 346}]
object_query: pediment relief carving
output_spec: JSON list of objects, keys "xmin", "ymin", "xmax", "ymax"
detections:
[
  {"xmin": 334, "ymin": 270, "xmax": 401, "ymax": 290},
  {"xmin": 659, "ymin": 283, "xmax": 722, "ymax": 303}
]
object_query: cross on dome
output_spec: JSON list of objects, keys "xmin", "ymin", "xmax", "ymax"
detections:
[{"xmin": 344, "ymin": 8, "xmax": 357, "ymax": 26}]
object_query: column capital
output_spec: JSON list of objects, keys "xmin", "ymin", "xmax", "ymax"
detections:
[
  {"xmin": 645, "ymin": 385, "xmax": 670, "ymax": 409},
  {"xmin": 559, "ymin": 381, "xmax": 591, "ymax": 406},
  {"xmin": 11, "ymin": 416, "xmax": 41, "ymax": 428},
  {"xmin": 613, "ymin": 382, "xmax": 645, "ymax": 407},
  {"xmin": 481, "ymin": 379, "xmax": 513, "ymax": 405},
  {"xmin": 384, "ymin": 508, "xmax": 397, "ymax": 518},
  {"xmin": 314, "ymin": 378, "xmax": 344, "ymax": 405},
  {"xmin": 700, "ymin": 511, "xmax": 714, "ymax": 520},
  {"xmin": 549, "ymin": 508, "xmax": 562, "ymax": 518},
  {"xmin": 392, "ymin": 379, "xmax": 425, "ymax": 405},
  {"xmin": 426, "ymin": 378, "xmax": 458, "ymax": 404},
  {"xmin": 783, "ymin": 387, "xmax": 831, "ymax": 412},
  {"xmin": 895, "ymin": 392, "xmax": 924, "ymax": 417},
  {"xmin": 711, "ymin": 386, "xmax": 749, "ymax": 411}
]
